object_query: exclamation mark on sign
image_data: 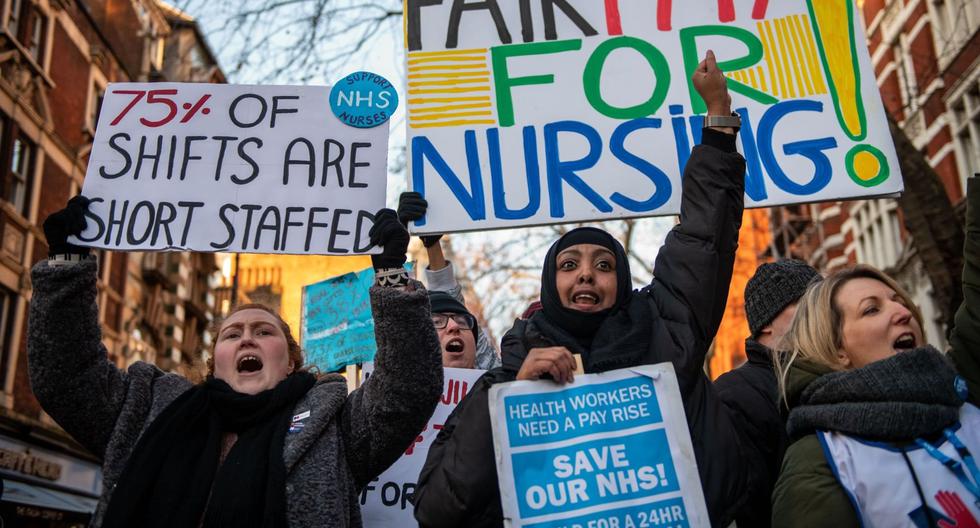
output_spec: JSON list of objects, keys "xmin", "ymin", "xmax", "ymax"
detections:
[
  {"xmin": 656, "ymin": 464, "xmax": 668, "ymax": 487},
  {"xmin": 807, "ymin": 0, "xmax": 890, "ymax": 187}
]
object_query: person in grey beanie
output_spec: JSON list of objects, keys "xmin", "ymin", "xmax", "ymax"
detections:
[{"xmin": 714, "ymin": 259, "xmax": 821, "ymax": 528}]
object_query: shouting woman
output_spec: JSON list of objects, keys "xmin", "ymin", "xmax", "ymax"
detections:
[{"xmin": 29, "ymin": 202, "xmax": 442, "ymax": 527}]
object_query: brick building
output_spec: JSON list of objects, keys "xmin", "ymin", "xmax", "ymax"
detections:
[
  {"xmin": 0, "ymin": 1, "xmax": 223, "ymax": 524},
  {"xmin": 709, "ymin": 0, "xmax": 979, "ymax": 377}
]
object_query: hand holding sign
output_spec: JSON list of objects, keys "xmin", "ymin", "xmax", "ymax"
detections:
[
  {"xmin": 397, "ymin": 192, "xmax": 442, "ymax": 248},
  {"xmin": 516, "ymin": 346, "xmax": 577, "ymax": 384},
  {"xmin": 368, "ymin": 209, "xmax": 410, "ymax": 270},
  {"xmin": 44, "ymin": 196, "xmax": 92, "ymax": 257}
]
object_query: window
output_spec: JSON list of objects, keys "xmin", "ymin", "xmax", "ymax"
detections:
[
  {"xmin": 86, "ymin": 76, "xmax": 106, "ymax": 132},
  {"xmin": 949, "ymin": 77, "xmax": 980, "ymax": 190},
  {"xmin": 850, "ymin": 199, "xmax": 903, "ymax": 270},
  {"xmin": 0, "ymin": 285, "xmax": 14, "ymax": 389},
  {"xmin": 3, "ymin": 133, "xmax": 33, "ymax": 214},
  {"xmin": 930, "ymin": 0, "xmax": 980, "ymax": 67},
  {"xmin": 5, "ymin": 0, "xmax": 21, "ymax": 34},
  {"xmin": 25, "ymin": 6, "xmax": 41, "ymax": 62},
  {"xmin": 5, "ymin": 0, "xmax": 45, "ymax": 66}
]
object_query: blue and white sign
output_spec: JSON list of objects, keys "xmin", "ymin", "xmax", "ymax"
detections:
[
  {"xmin": 301, "ymin": 266, "xmax": 377, "ymax": 372},
  {"xmin": 488, "ymin": 364, "xmax": 708, "ymax": 528},
  {"xmin": 330, "ymin": 71, "xmax": 398, "ymax": 128},
  {"xmin": 301, "ymin": 264, "xmax": 414, "ymax": 372}
]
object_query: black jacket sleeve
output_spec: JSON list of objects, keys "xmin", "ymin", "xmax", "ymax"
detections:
[
  {"xmin": 652, "ymin": 129, "xmax": 745, "ymax": 352},
  {"xmin": 650, "ymin": 130, "xmax": 751, "ymax": 526},
  {"xmin": 950, "ymin": 177, "xmax": 980, "ymax": 407}
]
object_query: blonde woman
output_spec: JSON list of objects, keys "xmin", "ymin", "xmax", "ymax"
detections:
[{"xmin": 771, "ymin": 181, "xmax": 980, "ymax": 527}]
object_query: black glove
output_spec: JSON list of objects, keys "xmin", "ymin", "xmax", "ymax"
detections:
[
  {"xmin": 369, "ymin": 208, "xmax": 410, "ymax": 269},
  {"xmin": 397, "ymin": 191, "xmax": 443, "ymax": 248},
  {"xmin": 43, "ymin": 195, "xmax": 91, "ymax": 256}
]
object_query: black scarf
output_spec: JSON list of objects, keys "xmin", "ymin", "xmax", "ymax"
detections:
[
  {"xmin": 787, "ymin": 347, "xmax": 963, "ymax": 441},
  {"xmin": 102, "ymin": 372, "xmax": 316, "ymax": 528},
  {"xmin": 539, "ymin": 227, "xmax": 633, "ymax": 347}
]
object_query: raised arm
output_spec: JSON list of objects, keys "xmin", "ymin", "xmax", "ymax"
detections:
[
  {"xmin": 28, "ymin": 258, "xmax": 129, "ymax": 457},
  {"xmin": 28, "ymin": 197, "xmax": 131, "ymax": 457},
  {"xmin": 401, "ymin": 191, "xmax": 501, "ymax": 370},
  {"xmin": 950, "ymin": 177, "xmax": 980, "ymax": 406},
  {"xmin": 341, "ymin": 209, "xmax": 443, "ymax": 487},
  {"xmin": 650, "ymin": 51, "xmax": 746, "ymax": 347}
]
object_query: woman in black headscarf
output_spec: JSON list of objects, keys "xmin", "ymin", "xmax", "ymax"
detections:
[{"xmin": 414, "ymin": 51, "xmax": 751, "ymax": 528}]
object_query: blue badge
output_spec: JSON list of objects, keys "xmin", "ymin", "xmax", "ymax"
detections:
[
  {"xmin": 955, "ymin": 375, "xmax": 969, "ymax": 401},
  {"xmin": 329, "ymin": 71, "xmax": 398, "ymax": 128}
]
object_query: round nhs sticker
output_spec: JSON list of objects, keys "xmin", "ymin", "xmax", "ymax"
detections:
[{"xmin": 330, "ymin": 71, "xmax": 398, "ymax": 128}]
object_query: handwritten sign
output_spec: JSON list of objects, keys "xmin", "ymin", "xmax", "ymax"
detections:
[
  {"xmin": 301, "ymin": 265, "xmax": 415, "ymax": 372},
  {"xmin": 359, "ymin": 363, "xmax": 485, "ymax": 527},
  {"xmin": 74, "ymin": 82, "xmax": 390, "ymax": 254},
  {"xmin": 405, "ymin": 0, "xmax": 901, "ymax": 234},
  {"xmin": 489, "ymin": 364, "xmax": 708, "ymax": 528}
]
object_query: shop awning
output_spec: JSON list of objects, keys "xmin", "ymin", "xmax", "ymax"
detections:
[{"xmin": 2, "ymin": 479, "xmax": 98, "ymax": 513}]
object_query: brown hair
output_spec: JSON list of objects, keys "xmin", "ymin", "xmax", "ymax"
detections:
[
  {"xmin": 774, "ymin": 264, "xmax": 923, "ymax": 404},
  {"xmin": 206, "ymin": 303, "xmax": 308, "ymax": 376}
]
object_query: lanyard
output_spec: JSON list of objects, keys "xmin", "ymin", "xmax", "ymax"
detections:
[{"xmin": 916, "ymin": 428, "xmax": 980, "ymax": 507}]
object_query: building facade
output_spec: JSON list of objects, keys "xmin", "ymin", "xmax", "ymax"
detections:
[
  {"xmin": 0, "ymin": 1, "xmax": 223, "ymax": 524},
  {"xmin": 709, "ymin": 0, "xmax": 979, "ymax": 377}
]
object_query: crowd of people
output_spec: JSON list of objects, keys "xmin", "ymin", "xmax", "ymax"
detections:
[{"xmin": 25, "ymin": 50, "xmax": 979, "ymax": 527}]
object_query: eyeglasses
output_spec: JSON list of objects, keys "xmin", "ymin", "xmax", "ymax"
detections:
[{"xmin": 431, "ymin": 313, "xmax": 476, "ymax": 330}]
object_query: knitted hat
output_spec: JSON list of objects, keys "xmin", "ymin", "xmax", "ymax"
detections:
[
  {"xmin": 428, "ymin": 291, "xmax": 480, "ymax": 343},
  {"xmin": 745, "ymin": 259, "xmax": 821, "ymax": 337}
]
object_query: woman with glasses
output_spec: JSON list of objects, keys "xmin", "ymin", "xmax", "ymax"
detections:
[
  {"xmin": 428, "ymin": 291, "xmax": 481, "ymax": 369},
  {"xmin": 414, "ymin": 50, "xmax": 752, "ymax": 528}
]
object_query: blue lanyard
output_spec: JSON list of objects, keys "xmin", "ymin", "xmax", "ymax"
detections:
[{"xmin": 916, "ymin": 428, "xmax": 980, "ymax": 507}]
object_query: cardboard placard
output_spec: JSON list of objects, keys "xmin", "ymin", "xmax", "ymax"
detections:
[
  {"xmin": 489, "ymin": 364, "xmax": 708, "ymax": 528},
  {"xmin": 405, "ymin": 1, "xmax": 900, "ymax": 233},
  {"xmin": 75, "ymin": 82, "xmax": 390, "ymax": 254}
]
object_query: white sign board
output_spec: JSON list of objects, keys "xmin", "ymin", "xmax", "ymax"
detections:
[
  {"xmin": 358, "ymin": 363, "xmax": 486, "ymax": 527},
  {"xmin": 489, "ymin": 364, "xmax": 708, "ymax": 528},
  {"xmin": 74, "ymin": 82, "xmax": 390, "ymax": 254},
  {"xmin": 405, "ymin": 0, "xmax": 901, "ymax": 233}
]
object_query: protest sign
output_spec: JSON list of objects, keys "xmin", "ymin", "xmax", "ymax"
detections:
[
  {"xmin": 74, "ymin": 81, "xmax": 391, "ymax": 254},
  {"xmin": 405, "ymin": 0, "xmax": 901, "ymax": 234},
  {"xmin": 358, "ymin": 363, "xmax": 486, "ymax": 527},
  {"xmin": 489, "ymin": 364, "xmax": 708, "ymax": 528},
  {"xmin": 300, "ymin": 265, "xmax": 414, "ymax": 373}
]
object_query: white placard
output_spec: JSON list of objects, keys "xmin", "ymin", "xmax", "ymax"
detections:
[
  {"xmin": 405, "ymin": 1, "xmax": 901, "ymax": 233},
  {"xmin": 358, "ymin": 363, "xmax": 486, "ymax": 527},
  {"xmin": 489, "ymin": 364, "xmax": 708, "ymax": 528},
  {"xmin": 74, "ymin": 82, "xmax": 390, "ymax": 254}
]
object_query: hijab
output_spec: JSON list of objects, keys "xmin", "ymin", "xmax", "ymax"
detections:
[{"xmin": 539, "ymin": 227, "xmax": 633, "ymax": 343}]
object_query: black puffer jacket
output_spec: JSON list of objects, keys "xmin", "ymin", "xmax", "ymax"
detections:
[
  {"xmin": 714, "ymin": 339, "xmax": 787, "ymax": 528},
  {"xmin": 413, "ymin": 134, "xmax": 750, "ymax": 527}
]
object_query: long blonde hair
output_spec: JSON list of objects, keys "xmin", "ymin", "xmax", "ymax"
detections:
[{"xmin": 774, "ymin": 264, "xmax": 923, "ymax": 405}]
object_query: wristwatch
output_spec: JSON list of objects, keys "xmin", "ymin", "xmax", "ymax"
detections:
[{"xmin": 704, "ymin": 112, "xmax": 741, "ymax": 130}]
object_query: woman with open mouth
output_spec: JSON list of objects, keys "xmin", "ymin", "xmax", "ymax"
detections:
[
  {"xmin": 771, "ymin": 179, "xmax": 980, "ymax": 527},
  {"xmin": 28, "ymin": 202, "xmax": 442, "ymax": 528},
  {"xmin": 414, "ymin": 50, "xmax": 752, "ymax": 528}
]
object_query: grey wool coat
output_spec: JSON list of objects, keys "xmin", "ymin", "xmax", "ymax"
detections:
[{"xmin": 27, "ymin": 258, "xmax": 443, "ymax": 527}]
